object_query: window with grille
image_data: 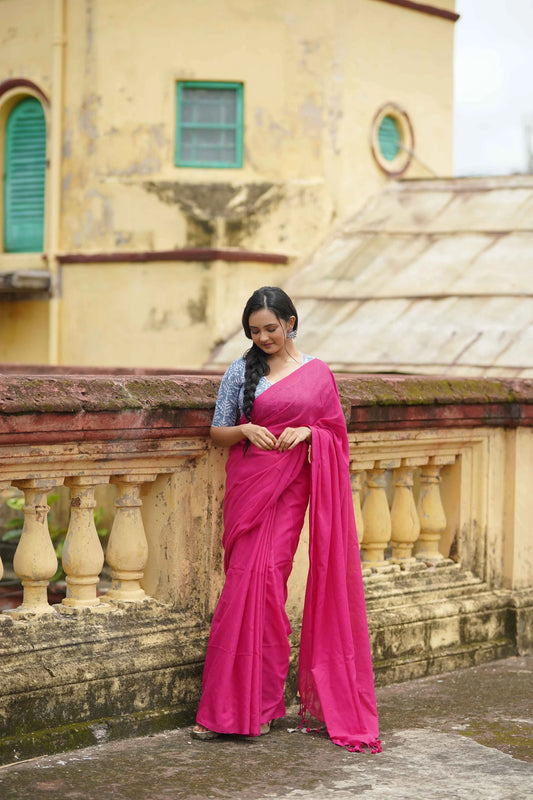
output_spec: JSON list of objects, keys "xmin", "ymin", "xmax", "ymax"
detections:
[
  {"xmin": 175, "ymin": 82, "xmax": 243, "ymax": 168},
  {"xmin": 4, "ymin": 97, "xmax": 46, "ymax": 252}
]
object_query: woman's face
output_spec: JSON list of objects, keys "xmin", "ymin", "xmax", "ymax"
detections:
[{"xmin": 248, "ymin": 308, "xmax": 294, "ymax": 357}]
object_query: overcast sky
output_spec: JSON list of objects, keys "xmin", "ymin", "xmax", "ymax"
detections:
[{"xmin": 454, "ymin": 0, "xmax": 533, "ymax": 176}]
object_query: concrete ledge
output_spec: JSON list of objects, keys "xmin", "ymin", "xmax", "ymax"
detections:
[
  {"xmin": 0, "ymin": 373, "xmax": 531, "ymax": 445},
  {"xmin": 0, "ymin": 604, "xmax": 208, "ymax": 765},
  {"xmin": 361, "ymin": 566, "xmax": 527, "ymax": 684},
  {"xmin": 1, "ymin": 572, "xmax": 528, "ymax": 766},
  {"xmin": 372, "ymin": 640, "xmax": 516, "ymax": 686},
  {"xmin": 0, "ymin": 707, "xmax": 194, "ymax": 767},
  {"xmin": 2, "ymin": 656, "xmax": 532, "ymax": 798},
  {"xmin": 508, "ymin": 589, "xmax": 533, "ymax": 653}
]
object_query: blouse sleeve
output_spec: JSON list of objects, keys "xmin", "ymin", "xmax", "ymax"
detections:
[{"xmin": 211, "ymin": 359, "xmax": 245, "ymax": 427}]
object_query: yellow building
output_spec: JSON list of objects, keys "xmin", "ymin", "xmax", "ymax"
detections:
[{"xmin": 0, "ymin": 0, "xmax": 457, "ymax": 368}]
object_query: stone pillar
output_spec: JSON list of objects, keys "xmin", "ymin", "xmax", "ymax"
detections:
[
  {"xmin": 103, "ymin": 474, "xmax": 156, "ymax": 603},
  {"xmin": 61, "ymin": 476, "xmax": 109, "ymax": 609},
  {"xmin": 7, "ymin": 478, "xmax": 64, "ymax": 616},
  {"xmin": 361, "ymin": 459, "xmax": 400, "ymax": 565},
  {"xmin": 416, "ymin": 456, "xmax": 456, "ymax": 563},
  {"xmin": 390, "ymin": 458, "xmax": 427, "ymax": 564}
]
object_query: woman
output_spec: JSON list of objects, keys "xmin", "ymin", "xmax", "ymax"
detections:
[{"xmin": 193, "ymin": 287, "xmax": 381, "ymax": 753}]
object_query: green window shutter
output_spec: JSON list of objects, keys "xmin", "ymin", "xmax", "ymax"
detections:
[
  {"xmin": 4, "ymin": 97, "xmax": 46, "ymax": 252},
  {"xmin": 176, "ymin": 82, "xmax": 243, "ymax": 168},
  {"xmin": 378, "ymin": 115, "xmax": 400, "ymax": 162}
]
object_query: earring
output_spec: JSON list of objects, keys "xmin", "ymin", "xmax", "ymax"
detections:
[{"xmin": 287, "ymin": 329, "xmax": 297, "ymax": 340}]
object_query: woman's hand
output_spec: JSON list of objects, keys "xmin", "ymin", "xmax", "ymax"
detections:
[
  {"xmin": 275, "ymin": 426, "xmax": 312, "ymax": 451},
  {"xmin": 243, "ymin": 423, "xmax": 278, "ymax": 450}
]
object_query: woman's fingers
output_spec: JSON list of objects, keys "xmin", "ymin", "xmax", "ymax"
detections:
[
  {"xmin": 276, "ymin": 427, "xmax": 307, "ymax": 451},
  {"xmin": 246, "ymin": 425, "xmax": 309, "ymax": 451},
  {"xmin": 247, "ymin": 425, "xmax": 277, "ymax": 449}
]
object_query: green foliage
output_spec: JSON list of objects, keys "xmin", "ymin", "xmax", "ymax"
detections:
[{"xmin": 1, "ymin": 493, "xmax": 108, "ymax": 583}]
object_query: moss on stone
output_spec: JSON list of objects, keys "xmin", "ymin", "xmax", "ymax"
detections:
[
  {"xmin": 0, "ymin": 375, "xmax": 220, "ymax": 416},
  {"xmin": 336, "ymin": 374, "xmax": 532, "ymax": 407},
  {"xmin": 0, "ymin": 374, "xmax": 530, "ymax": 439},
  {"xmin": 0, "ymin": 707, "xmax": 196, "ymax": 766}
]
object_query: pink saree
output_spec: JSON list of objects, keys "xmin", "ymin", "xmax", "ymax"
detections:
[{"xmin": 196, "ymin": 358, "xmax": 381, "ymax": 752}]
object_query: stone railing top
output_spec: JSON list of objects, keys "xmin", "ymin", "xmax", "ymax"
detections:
[
  {"xmin": 335, "ymin": 373, "xmax": 533, "ymax": 430},
  {"xmin": 0, "ymin": 373, "xmax": 220, "ymax": 414},
  {"xmin": 0, "ymin": 370, "xmax": 531, "ymax": 442}
]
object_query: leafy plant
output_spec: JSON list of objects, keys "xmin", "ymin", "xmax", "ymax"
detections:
[{"xmin": 1, "ymin": 493, "xmax": 108, "ymax": 583}]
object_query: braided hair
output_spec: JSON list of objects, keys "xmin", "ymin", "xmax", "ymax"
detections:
[{"xmin": 241, "ymin": 286, "xmax": 298, "ymax": 425}]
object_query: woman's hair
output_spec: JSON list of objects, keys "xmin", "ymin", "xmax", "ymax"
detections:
[{"xmin": 241, "ymin": 286, "xmax": 298, "ymax": 424}]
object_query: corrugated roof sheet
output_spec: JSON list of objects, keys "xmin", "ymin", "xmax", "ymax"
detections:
[{"xmin": 210, "ymin": 176, "xmax": 533, "ymax": 377}]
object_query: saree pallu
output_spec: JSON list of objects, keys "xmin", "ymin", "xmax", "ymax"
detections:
[{"xmin": 196, "ymin": 358, "xmax": 381, "ymax": 752}]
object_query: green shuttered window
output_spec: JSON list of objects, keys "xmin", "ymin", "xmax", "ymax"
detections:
[
  {"xmin": 176, "ymin": 82, "xmax": 243, "ymax": 168},
  {"xmin": 378, "ymin": 115, "xmax": 400, "ymax": 162},
  {"xmin": 4, "ymin": 97, "xmax": 46, "ymax": 252}
]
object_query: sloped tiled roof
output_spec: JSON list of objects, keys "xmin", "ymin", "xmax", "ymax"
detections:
[{"xmin": 210, "ymin": 176, "xmax": 533, "ymax": 377}]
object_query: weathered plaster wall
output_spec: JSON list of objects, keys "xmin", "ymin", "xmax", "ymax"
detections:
[
  {"xmin": 0, "ymin": 299, "xmax": 50, "ymax": 363},
  {"xmin": 55, "ymin": 0, "xmax": 454, "ymax": 253},
  {"xmin": 58, "ymin": 259, "xmax": 290, "ymax": 368},
  {"xmin": 141, "ymin": 447, "xmax": 227, "ymax": 615},
  {"xmin": 0, "ymin": 0, "xmax": 456, "ymax": 367},
  {"xmin": 503, "ymin": 427, "xmax": 533, "ymax": 590}
]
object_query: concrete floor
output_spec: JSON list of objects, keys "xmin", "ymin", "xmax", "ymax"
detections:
[{"xmin": 0, "ymin": 655, "xmax": 532, "ymax": 800}]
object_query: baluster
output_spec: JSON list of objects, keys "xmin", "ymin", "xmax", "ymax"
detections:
[
  {"xmin": 361, "ymin": 459, "xmax": 400, "ymax": 565},
  {"xmin": 416, "ymin": 456, "xmax": 455, "ymax": 563},
  {"xmin": 61, "ymin": 476, "xmax": 109, "ymax": 608},
  {"xmin": 349, "ymin": 463, "xmax": 369, "ymax": 546},
  {"xmin": 7, "ymin": 479, "xmax": 64, "ymax": 616},
  {"xmin": 103, "ymin": 474, "xmax": 156, "ymax": 603},
  {"xmin": 390, "ymin": 458, "xmax": 427, "ymax": 564}
]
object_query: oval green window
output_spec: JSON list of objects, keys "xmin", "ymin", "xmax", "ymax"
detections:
[{"xmin": 378, "ymin": 115, "xmax": 400, "ymax": 162}]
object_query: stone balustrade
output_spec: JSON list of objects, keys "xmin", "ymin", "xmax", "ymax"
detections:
[
  {"xmin": 345, "ymin": 416, "xmax": 532, "ymax": 592},
  {"xmin": 0, "ymin": 370, "xmax": 531, "ymax": 763},
  {"xmin": 0, "ymin": 373, "xmax": 532, "ymax": 612},
  {"xmin": 351, "ymin": 456, "xmax": 453, "ymax": 568},
  {"xmin": 0, "ymin": 446, "xmax": 459, "ymax": 615},
  {"xmin": 3, "ymin": 472, "xmax": 159, "ymax": 616},
  {"xmin": 0, "ymin": 453, "xmax": 210, "ymax": 617}
]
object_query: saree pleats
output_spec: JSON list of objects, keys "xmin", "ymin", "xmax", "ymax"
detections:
[
  {"xmin": 197, "ymin": 444, "xmax": 308, "ymax": 736},
  {"xmin": 197, "ymin": 359, "xmax": 380, "ymax": 751}
]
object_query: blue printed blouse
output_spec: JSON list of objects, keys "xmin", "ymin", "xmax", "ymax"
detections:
[{"xmin": 212, "ymin": 355, "xmax": 314, "ymax": 427}]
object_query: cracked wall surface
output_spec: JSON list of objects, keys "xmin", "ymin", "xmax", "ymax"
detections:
[{"xmin": 0, "ymin": 0, "xmax": 455, "ymax": 368}]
